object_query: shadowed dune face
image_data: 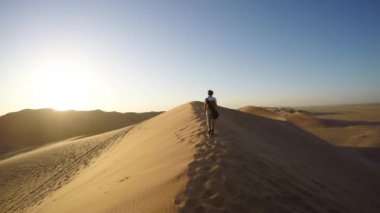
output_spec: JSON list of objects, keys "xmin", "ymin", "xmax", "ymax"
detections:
[
  {"xmin": 177, "ymin": 103, "xmax": 380, "ymax": 213},
  {"xmin": 0, "ymin": 109, "xmax": 161, "ymax": 154}
]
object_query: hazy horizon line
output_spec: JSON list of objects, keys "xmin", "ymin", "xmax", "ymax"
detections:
[{"xmin": 2, "ymin": 101, "xmax": 379, "ymax": 117}]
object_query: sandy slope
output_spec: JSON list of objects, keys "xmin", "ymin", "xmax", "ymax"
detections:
[
  {"xmin": 1, "ymin": 102, "xmax": 380, "ymax": 213},
  {"xmin": 0, "ymin": 127, "xmax": 131, "ymax": 212},
  {"xmin": 29, "ymin": 103, "xmax": 201, "ymax": 213}
]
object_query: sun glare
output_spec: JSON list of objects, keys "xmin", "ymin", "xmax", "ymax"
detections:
[{"xmin": 33, "ymin": 59, "xmax": 93, "ymax": 111}]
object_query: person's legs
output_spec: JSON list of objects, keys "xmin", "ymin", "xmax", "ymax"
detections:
[
  {"xmin": 206, "ymin": 111, "xmax": 212, "ymax": 134},
  {"xmin": 211, "ymin": 118, "xmax": 216, "ymax": 134}
]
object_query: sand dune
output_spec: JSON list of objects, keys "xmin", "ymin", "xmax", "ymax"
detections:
[
  {"xmin": 0, "ymin": 109, "xmax": 161, "ymax": 155},
  {"xmin": 1, "ymin": 102, "xmax": 380, "ymax": 213},
  {"xmin": 295, "ymin": 104, "xmax": 380, "ymax": 148},
  {"xmin": 27, "ymin": 103, "xmax": 201, "ymax": 213},
  {"xmin": 238, "ymin": 105, "xmax": 286, "ymax": 121},
  {"xmin": 286, "ymin": 112, "xmax": 324, "ymax": 128},
  {"xmin": 263, "ymin": 104, "xmax": 380, "ymax": 148},
  {"xmin": 298, "ymin": 104, "xmax": 380, "ymax": 122},
  {"xmin": 177, "ymin": 103, "xmax": 380, "ymax": 212}
]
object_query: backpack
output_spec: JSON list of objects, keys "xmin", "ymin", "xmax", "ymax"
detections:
[{"xmin": 206, "ymin": 99, "xmax": 219, "ymax": 119}]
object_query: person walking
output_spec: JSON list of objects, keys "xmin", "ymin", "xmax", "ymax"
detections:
[{"xmin": 204, "ymin": 90, "xmax": 219, "ymax": 135}]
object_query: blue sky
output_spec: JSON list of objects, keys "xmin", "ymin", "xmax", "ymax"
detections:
[{"xmin": 0, "ymin": 0, "xmax": 379, "ymax": 115}]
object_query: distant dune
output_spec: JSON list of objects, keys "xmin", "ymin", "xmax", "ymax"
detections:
[
  {"xmin": 0, "ymin": 109, "xmax": 161, "ymax": 154},
  {"xmin": 256, "ymin": 104, "xmax": 380, "ymax": 148},
  {"xmin": 285, "ymin": 112, "xmax": 324, "ymax": 127},
  {"xmin": 238, "ymin": 105, "xmax": 286, "ymax": 121},
  {"xmin": 1, "ymin": 102, "xmax": 379, "ymax": 213},
  {"xmin": 294, "ymin": 104, "xmax": 380, "ymax": 148}
]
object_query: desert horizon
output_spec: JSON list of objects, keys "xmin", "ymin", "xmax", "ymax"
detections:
[
  {"xmin": 1, "ymin": 101, "xmax": 380, "ymax": 212},
  {"xmin": 2, "ymin": 101, "xmax": 380, "ymax": 117},
  {"xmin": 1, "ymin": 0, "xmax": 379, "ymax": 212}
]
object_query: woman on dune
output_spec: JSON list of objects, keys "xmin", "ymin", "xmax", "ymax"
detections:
[{"xmin": 204, "ymin": 90, "xmax": 219, "ymax": 135}]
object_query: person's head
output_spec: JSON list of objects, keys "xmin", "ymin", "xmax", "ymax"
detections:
[{"xmin": 208, "ymin": 90, "xmax": 214, "ymax": 96}]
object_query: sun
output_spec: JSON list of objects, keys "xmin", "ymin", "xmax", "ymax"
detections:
[{"xmin": 33, "ymin": 63, "xmax": 92, "ymax": 111}]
